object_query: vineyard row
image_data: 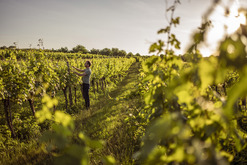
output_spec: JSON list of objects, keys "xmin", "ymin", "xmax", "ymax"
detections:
[{"xmin": 0, "ymin": 50, "xmax": 136, "ymax": 138}]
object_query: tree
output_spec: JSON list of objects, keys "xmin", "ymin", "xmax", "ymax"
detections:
[
  {"xmin": 118, "ymin": 50, "xmax": 127, "ymax": 57},
  {"xmin": 90, "ymin": 48, "xmax": 100, "ymax": 54},
  {"xmin": 100, "ymin": 48, "xmax": 111, "ymax": 56},
  {"xmin": 111, "ymin": 48, "xmax": 119, "ymax": 56},
  {"xmin": 9, "ymin": 46, "xmax": 16, "ymax": 49},
  {"xmin": 58, "ymin": 47, "xmax": 69, "ymax": 53},
  {"xmin": 127, "ymin": 52, "xmax": 134, "ymax": 57},
  {"xmin": 72, "ymin": 45, "xmax": 89, "ymax": 54},
  {"xmin": 135, "ymin": 53, "xmax": 141, "ymax": 56},
  {"xmin": 38, "ymin": 39, "xmax": 44, "ymax": 49},
  {"xmin": 0, "ymin": 46, "xmax": 7, "ymax": 49}
]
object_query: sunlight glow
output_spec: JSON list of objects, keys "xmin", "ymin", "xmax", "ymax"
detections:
[
  {"xmin": 225, "ymin": 2, "xmax": 246, "ymax": 34},
  {"xmin": 199, "ymin": 0, "xmax": 247, "ymax": 57}
]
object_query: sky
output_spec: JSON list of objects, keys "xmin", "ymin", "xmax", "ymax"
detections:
[{"xmin": 0, "ymin": 0, "xmax": 247, "ymax": 56}]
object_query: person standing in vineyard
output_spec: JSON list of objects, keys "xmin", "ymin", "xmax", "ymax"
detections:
[{"xmin": 72, "ymin": 61, "xmax": 92, "ymax": 110}]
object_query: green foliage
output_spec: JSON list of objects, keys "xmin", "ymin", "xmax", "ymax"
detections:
[
  {"xmin": 36, "ymin": 95, "xmax": 104, "ymax": 165},
  {"xmin": 137, "ymin": 48, "xmax": 247, "ymax": 164},
  {"xmin": 149, "ymin": 40, "xmax": 165, "ymax": 54},
  {"xmin": 219, "ymin": 35, "xmax": 247, "ymax": 71},
  {"xmin": 136, "ymin": 2, "xmax": 247, "ymax": 165},
  {"xmin": 102, "ymin": 155, "xmax": 116, "ymax": 165},
  {"xmin": 188, "ymin": 21, "xmax": 212, "ymax": 54},
  {"xmin": 1, "ymin": 1, "xmax": 247, "ymax": 165},
  {"xmin": 13, "ymin": 114, "xmax": 40, "ymax": 140}
]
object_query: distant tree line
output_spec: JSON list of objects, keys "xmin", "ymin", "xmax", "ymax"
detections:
[
  {"xmin": 54, "ymin": 45, "xmax": 141, "ymax": 57},
  {"xmin": 0, "ymin": 44, "xmax": 141, "ymax": 57}
]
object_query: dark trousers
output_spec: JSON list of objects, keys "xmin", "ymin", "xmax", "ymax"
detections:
[{"xmin": 83, "ymin": 83, "xmax": 90, "ymax": 109}]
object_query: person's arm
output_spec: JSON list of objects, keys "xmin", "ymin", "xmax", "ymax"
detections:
[
  {"xmin": 73, "ymin": 70, "xmax": 86, "ymax": 76},
  {"xmin": 72, "ymin": 66, "xmax": 85, "ymax": 72}
]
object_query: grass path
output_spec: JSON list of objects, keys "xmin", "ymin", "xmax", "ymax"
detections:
[{"xmin": 75, "ymin": 61, "xmax": 143, "ymax": 164}]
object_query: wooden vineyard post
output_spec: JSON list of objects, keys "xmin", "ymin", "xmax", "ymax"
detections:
[
  {"xmin": 66, "ymin": 61, "xmax": 73, "ymax": 107},
  {"xmin": 62, "ymin": 87, "xmax": 68, "ymax": 111},
  {"xmin": 28, "ymin": 92, "xmax": 35, "ymax": 116},
  {"xmin": 74, "ymin": 87, "xmax": 77, "ymax": 104}
]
